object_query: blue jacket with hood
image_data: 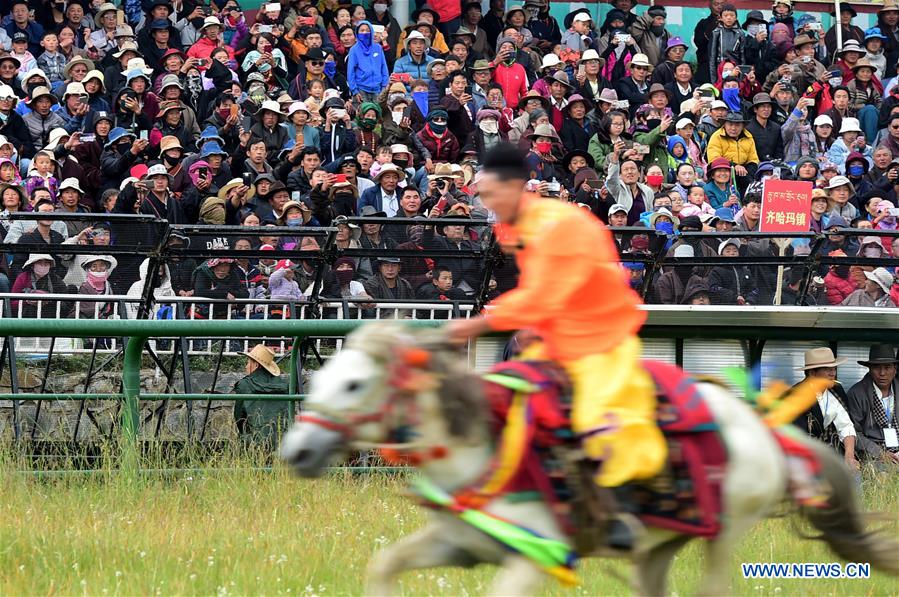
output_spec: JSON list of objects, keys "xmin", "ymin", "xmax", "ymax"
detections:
[{"xmin": 346, "ymin": 21, "xmax": 389, "ymax": 95}]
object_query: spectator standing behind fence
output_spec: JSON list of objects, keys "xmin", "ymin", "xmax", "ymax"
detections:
[
  {"xmin": 846, "ymin": 345, "xmax": 899, "ymax": 466},
  {"xmin": 233, "ymin": 344, "xmax": 291, "ymax": 450},
  {"xmin": 791, "ymin": 347, "xmax": 859, "ymax": 472},
  {"xmin": 77, "ymin": 255, "xmax": 116, "ymax": 320}
]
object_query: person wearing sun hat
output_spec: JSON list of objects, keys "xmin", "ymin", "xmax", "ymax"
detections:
[
  {"xmin": 22, "ymin": 86, "xmax": 66, "ymax": 154},
  {"xmin": 791, "ymin": 347, "xmax": 858, "ymax": 469},
  {"xmin": 846, "ymin": 344, "xmax": 899, "ymax": 463}
]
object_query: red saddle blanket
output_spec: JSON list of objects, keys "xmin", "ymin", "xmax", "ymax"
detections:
[{"xmin": 482, "ymin": 360, "xmax": 727, "ymax": 538}]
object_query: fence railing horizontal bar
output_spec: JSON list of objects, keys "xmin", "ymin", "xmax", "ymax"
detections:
[{"xmin": 0, "ymin": 393, "xmax": 305, "ymax": 401}]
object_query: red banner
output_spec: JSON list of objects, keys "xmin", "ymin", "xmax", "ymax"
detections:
[{"xmin": 759, "ymin": 180, "xmax": 814, "ymax": 233}]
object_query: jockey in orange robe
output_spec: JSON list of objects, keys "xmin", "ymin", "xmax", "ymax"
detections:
[{"xmin": 448, "ymin": 144, "xmax": 667, "ymax": 548}]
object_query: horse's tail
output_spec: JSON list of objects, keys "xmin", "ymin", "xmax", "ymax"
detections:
[{"xmin": 797, "ymin": 438, "xmax": 899, "ymax": 576}]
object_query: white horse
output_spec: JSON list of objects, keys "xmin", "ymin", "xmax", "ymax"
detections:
[{"xmin": 281, "ymin": 323, "xmax": 898, "ymax": 595}]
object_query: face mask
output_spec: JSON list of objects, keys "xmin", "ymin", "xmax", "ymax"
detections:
[
  {"xmin": 651, "ymin": 25, "xmax": 665, "ymax": 35},
  {"xmin": 33, "ymin": 263, "xmax": 50, "ymax": 277},
  {"xmin": 722, "ymin": 87, "xmax": 741, "ymax": 111},
  {"xmin": 479, "ymin": 120, "xmax": 499, "ymax": 134},
  {"xmin": 834, "ymin": 265, "xmax": 850, "ymax": 278},
  {"xmin": 287, "ymin": 217, "xmax": 302, "ymax": 227},
  {"xmin": 848, "ymin": 164, "xmax": 865, "ymax": 177},
  {"xmin": 335, "ymin": 269, "xmax": 354, "ymax": 285},
  {"xmin": 864, "ymin": 247, "xmax": 882, "ymax": 257},
  {"xmin": 88, "ymin": 270, "xmax": 109, "ymax": 282},
  {"xmin": 722, "ymin": 69, "xmax": 733, "ymax": 78},
  {"xmin": 429, "ymin": 121, "xmax": 447, "ymax": 135},
  {"xmin": 373, "ymin": 2, "xmax": 388, "ymax": 13},
  {"xmin": 164, "ymin": 153, "xmax": 180, "ymax": 165},
  {"xmin": 324, "ymin": 61, "xmax": 337, "ymax": 77},
  {"xmin": 655, "ymin": 221, "xmax": 674, "ymax": 234},
  {"xmin": 360, "ymin": 117, "xmax": 378, "ymax": 130},
  {"xmin": 392, "ymin": 110, "xmax": 404, "ymax": 124},
  {"xmin": 357, "ymin": 31, "xmax": 372, "ymax": 45},
  {"xmin": 646, "ymin": 174, "xmax": 664, "ymax": 186},
  {"xmin": 218, "ymin": 107, "xmax": 231, "ymax": 121},
  {"xmin": 393, "ymin": 158, "xmax": 408, "ymax": 168},
  {"xmin": 534, "ymin": 141, "xmax": 552, "ymax": 153},
  {"xmin": 334, "ymin": 192, "xmax": 355, "ymax": 202}
]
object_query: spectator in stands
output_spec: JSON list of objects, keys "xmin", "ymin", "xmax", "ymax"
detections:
[
  {"xmin": 194, "ymin": 258, "xmax": 249, "ymax": 318},
  {"xmin": 846, "ymin": 345, "xmax": 899, "ymax": 464},
  {"xmin": 324, "ymin": 256, "xmax": 372, "ymax": 301},
  {"xmin": 841, "ymin": 267, "xmax": 896, "ymax": 307},
  {"xmin": 363, "ymin": 256, "xmax": 414, "ymax": 301},
  {"xmin": 233, "ymin": 344, "xmax": 291, "ymax": 449},
  {"xmin": 11, "ymin": 253, "xmax": 74, "ymax": 317},
  {"xmin": 358, "ymin": 163, "xmax": 404, "ymax": 215},
  {"xmin": 792, "ymin": 347, "xmax": 858, "ymax": 470},
  {"xmin": 708, "ymin": 238, "xmax": 758, "ymax": 305},
  {"xmin": 416, "ymin": 265, "xmax": 465, "ymax": 301},
  {"xmin": 423, "ymin": 207, "xmax": 481, "ymax": 295},
  {"xmin": 77, "ymin": 255, "xmax": 116, "ymax": 320}
]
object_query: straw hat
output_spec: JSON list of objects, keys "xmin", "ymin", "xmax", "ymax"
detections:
[
  {"xmin": 240, "ymin": 344, "xmax": 281, "ymax": 376},
  {"xmin": 796, "ymin": 347, "xmax": 847, "ymax": 371}
]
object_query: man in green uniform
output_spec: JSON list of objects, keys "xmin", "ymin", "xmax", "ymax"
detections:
[{"xmin": 233, "ymin": 344, "xmax": 292, "ymax": 449}]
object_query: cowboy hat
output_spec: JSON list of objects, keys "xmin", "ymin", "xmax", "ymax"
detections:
[
  {"xmin": 851, "ymin": 57, "xmax": 876, "ymax": 72},
  {"xmin": 218, "ymin": 178, "xmax": 256, "ymax": 203},
  {"xmin": 428, "ymin": 163, "xmax": 455, "ymax": 180},
  {"xmin": 649, "ymin": 208, "xmax": 679, "ymax": 227},
  {"xmin": 93, "ymin": 2, "xmax": 117, "ymax": 27},
  {"xmin": 277, "ymin": 200, "xmax": 308, "ymax": 224},
  {"xmin": 159, "ymin": 135, "xmax": 183, "ymax": 156},
  {"xmin": 527, "ymin": 123, "xmax": 559, "ymax": 140},
  {"xmin": 156, "ymin": 100, "xmax": 184, "ymax": 118},
  {"xmin": 796, "ymin": 347, "xmax": 847, "ymax": 371},
  {"xmin": 516, "ymin": 89, "xmax": 551, "ymax": 111},
  {"xmin": 360, "ymin": 205, "xmax": 387, "ymax": 218},
  {"xmin": 858, "ymin": 344, "xmax": 899, "ymax": 367},
  {"xmin": 629, "ymin": 53, "xmax": 653, "ymax": 69},
  {"xmin": 63, "ymin": 57, "xmax": 95, "ymax": 79},
  {"xmin": 375, "ymin": 163, "xmax": 406, "ymax": 182},
  {"xmin": 240, "ymin": 344, "xmax": 281, "ymax": 376},
  {"xmin": 200, "ymin": 16, "xmax": 223, "ymax": 30},
  {"xmin": 333, "ymin": 215, "xmax": 362, "ymax": 241}
]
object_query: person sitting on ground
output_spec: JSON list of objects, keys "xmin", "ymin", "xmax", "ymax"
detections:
[
  {"xmin": 846, "ymin": 344, "xmax": 899, "ymax": 465},
  {"xmin": 233, "ymin": 344, "xmax": 291, "ymax": 450}
]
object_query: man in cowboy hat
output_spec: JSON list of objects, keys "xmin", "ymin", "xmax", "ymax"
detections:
[
  {"xmin": 792, "ymin": 347, "xmax": 859, "ymax": 471},
  {"xmin": 706, "ymin": 111, "xmax": 759, "ymax": 181},
  {"xmin": 358, "ymin": 163, "xmax": 405, "ymax": 216},
  {"xmin": 746, "ymin": 93, "xmax": 784, "ymax": 162},
  {"xmin": 234, "ymin": 344, "xmax": 292, "ymax": 449},
  {"xmin": 614, "ymin": 53, "xmax": 651, "ymax": 117},
  {"xmin": 846, "ymin": 345, "xmax": 899, "ymax": 464}
]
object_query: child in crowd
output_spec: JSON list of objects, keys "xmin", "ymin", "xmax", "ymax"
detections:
[
  {"xmin": 36, "ymin": 32, "xmax": 66, "ymax": 84},
  {"xmin": 23, "ymin": 151, "xmax": 58, "ymax": 203}
]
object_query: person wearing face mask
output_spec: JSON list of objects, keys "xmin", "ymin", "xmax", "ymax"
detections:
[
  {"xmin": 471, "ymin": 109, "xmax": 507, "ymax": 156},
  {"xmin": 352, "ymin": 102, "xmax": 382, "ymax": 154},
  {"xmin": 630, "ymin": 5, "xmax": 670, "ymax": 67},
  {"xmin": 365, "ymin": 0, "xmax": 401, "ymax": 63},
  {"xmin": 77, "ymin": 255, "xmax": 117, "ymax": 319},
  {"xmin": 845, "ymin": 152, "xmax": 875, "ymax": 199},
  {"xmin": 416, "ymin": 108, "xmax": 461, "ymax": 164},
  {"xmin": 11, "ymin": 254, "xmax": 75, "ymax": 317},
  {"xmin": 491, "ymin": 37, "xmax": 529, "ymax": 110},
  {"xmin": 524, "ymin": 123, "xmax": 562, "ymax": 182},
  {"xmin": 346, "ymin": 21, "xmax": 389, "ymax": 103}
]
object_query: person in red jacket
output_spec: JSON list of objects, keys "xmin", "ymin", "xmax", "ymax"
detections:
[
  {"xmin": 187, "ymin": 17, "xmax": 236, "ymax": 67},
  {"xmin": 823, "ymin": 250, "xmax": 858, "ymax": 305},
  {"xmin": 491, "ymin": 37, "xmax": 528, "ymax": 109},
  {"xmin": 416, "ymin": 108, "xmax": 460, "ymax": 163}
]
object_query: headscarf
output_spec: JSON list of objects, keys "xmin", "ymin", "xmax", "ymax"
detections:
[
  {"xmin": 188, "ymin": 160, "xmax": 211, "ymax": 187},
  {"xmin": 666, "ymin": 135, "xmax": 688, "ymax": 164},
  {"xmin": 352, "ymin": 20, "xmax": 376, "ymax": 57}
]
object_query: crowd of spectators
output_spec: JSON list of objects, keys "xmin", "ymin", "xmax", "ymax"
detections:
[{"xmin": 0, "ymin": 0, "xmax": 899, "ymax": 316}]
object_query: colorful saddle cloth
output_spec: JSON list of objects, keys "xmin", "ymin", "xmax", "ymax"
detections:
[{"xmin": 481, "ymin": 359, "xmax": 728, "ymax": 538}]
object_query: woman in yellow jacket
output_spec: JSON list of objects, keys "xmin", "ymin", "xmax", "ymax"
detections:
[{"xmin": 705, "ymin": 111, "xmax": 760, "ymax": 179}]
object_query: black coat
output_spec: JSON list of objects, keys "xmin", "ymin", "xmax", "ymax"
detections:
[
  {"xmin": 422, "ymin": 227, "xmax": 483, "ymax": 294},
  {"xmin": 613, "ymin": 77, "xmax": 648, "ymax": 119},
  {"xmin": 745, "ymin": 117, "xmax": 784, "ymax": 162},
  {"xmin": 846, "ymin": 374, "xmax": 899, "ymax": 461},
  {"xmin": 559, "ymin": 118, "xmax": 594, "ymax": 156},
  {"xmin": 0, "ymin": 110, "xmax": 31, "ymax": 157}
]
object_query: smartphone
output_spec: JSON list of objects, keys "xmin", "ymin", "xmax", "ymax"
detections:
[
  {"xmin": 291, "ymin": 191, "xmax": 300, "ymax": 201},
  {"xmin": 888, "ymin": 208, "xmax": 899, "ymax": 217},
  {"xmin": 586, "ymin": 179, "xmax": 603, "ymax": 190},
  {"xmin": 266, "ymin": 2, "xmax": 280, "ymax": 11},
  {"xmin": 397, "ymin": 73, "xmax": 412, "ymax": 83},
  {"xmin": 263, "ymin": 43, "xmax": 273, "ymax": 54},
  {"xmin": 198, "ymin": 167, "xmax": 208, "ymax": 178},
  {"xmin": 78, "ymin": 96, "xmax": 89, "ymax": 105},
  {"xmin": 699, "ymin": 90, "xmax": 714, "ymax": 99},
  {"xmin": 229, "ymin": 103, "xmax": 239, "ymax": 119},
  {"xmin": 333, "ymin": 173, "xmax": 348, "ymax": 184},
  {"xmin": 434, "ymin": 195, "xmax": 449, "ymax": 212},
  {"xmin": 139, "ymin": 130, "xmax": 148, "ymax": 141},
  {"xmin": 634, "ymin": 143, "xmax": 650, "ymax": 155},
  {"xmin": 258, "ymin": 24, "xmax": 273, "ymax": 33},
  {"xmin": 80, "ymin": 133, "xmax": 95, "ymax": 142},
  {"xmin": 738, "ymin": 65, "xmax": 752, "ymax": 75},
  {"xmin": 301, "ymin": 16, "xmax": 317, "ymax": 26},
  {"xmin": 621, "ymin": 141, "xmax": 634, "ymax": 150},
  {"xmin": 196, "ymin": 58, "xmax": 207, "ymax": 66},
  {"xmin": 464, "ymin": 84, "xmax": 472, "ymax": 95},
  {"xmin": 577, "ymin": 63, "xmax": 586, "ymax": 77}
]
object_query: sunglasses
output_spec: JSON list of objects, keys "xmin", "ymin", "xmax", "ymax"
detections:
[
  {"xmin": 309, "ymin": 60, "xmax": 324, "ymax": 66},
  {"xmin": 431, "ymin": 117, "xmax": 447, "ymax": 123},
  {"xmin": 632, "ymin": 65, "xmax": 650, "ymax": 71}
]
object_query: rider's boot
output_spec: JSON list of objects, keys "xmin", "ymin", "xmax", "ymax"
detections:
[{"xmin": 599, "ymin": 486, "xmax": 640, "ymax": 551}]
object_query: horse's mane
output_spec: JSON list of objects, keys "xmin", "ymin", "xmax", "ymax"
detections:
[{"xmin": 345, "ymin": 323, "xmax": 487, "ymax": 442}]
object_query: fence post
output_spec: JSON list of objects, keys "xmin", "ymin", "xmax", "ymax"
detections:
[{"xmin": 121, "ymin": 335, "xmax": 147, "ymax": 465}]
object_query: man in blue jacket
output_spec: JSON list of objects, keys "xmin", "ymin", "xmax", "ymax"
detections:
[
  {"xmin": 346, "ymin": 21, "xmax": 388, "ymax": 102},
  {"xmin": 357, "ymin": 163, "xmax": 405, "ymax": 215},
  {"xmin": 392, "ymin": 31, "xmax": 435, "ymax": 83}
]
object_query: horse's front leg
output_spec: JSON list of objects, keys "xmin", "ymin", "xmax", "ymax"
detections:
[
  {"xmin": 488, "ymin": 555, "xmax": 544, "ymax": 596},
  {"xmin": 366, "ymin": 521, "xmax": 475, "ymax": 596}
]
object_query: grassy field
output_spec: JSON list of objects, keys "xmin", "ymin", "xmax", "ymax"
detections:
[{"xmin": 1, "ymin": 450, "xmax": 897, "ymax": 596}]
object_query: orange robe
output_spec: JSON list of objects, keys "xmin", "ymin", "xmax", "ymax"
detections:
[{"xmin": 486, "ymin": 195, "xmax": 667, "ymax": 486}]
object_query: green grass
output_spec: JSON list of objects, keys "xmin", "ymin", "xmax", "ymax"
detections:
[{"xmin": 1, "ymin": 450, "xmax": 896, "ymax": 596}]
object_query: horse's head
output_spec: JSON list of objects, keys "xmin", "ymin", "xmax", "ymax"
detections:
[{"xmin": 280, "ymin": 322, "xmax": 481, "ymax": 477}]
